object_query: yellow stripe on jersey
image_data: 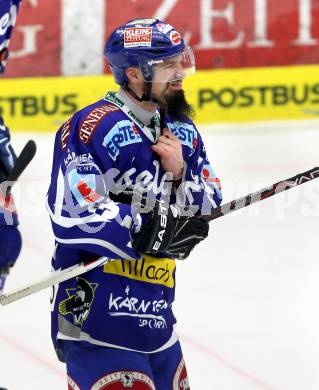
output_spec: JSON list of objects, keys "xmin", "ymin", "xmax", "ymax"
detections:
[{"xmin": 103, "ymin": 255, "xmax": 176, "ymax": 288}]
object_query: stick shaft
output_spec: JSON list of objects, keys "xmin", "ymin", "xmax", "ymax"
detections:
[
  {"xmin": 203, "ymin": 166, "xmax": 319, "ymax": 222},
  {"xmin": 0, "ymin": 257, "xmax": 109, "ymax": 305},
  {"xmin": 7, "ymin": 140, "xmax": 37, "ymax": 183},
  {"xmin": 0, "ymin": 140, "xmax": 37, "ymax": 197}
]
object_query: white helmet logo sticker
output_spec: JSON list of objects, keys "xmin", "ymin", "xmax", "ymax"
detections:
[
  {"xmin": 156, "ymin": 23, "xmax": 174, "ymax": 35},
  {"xmin": 170, "ymin": 31, "xmax": 181, "ymax": 45}
]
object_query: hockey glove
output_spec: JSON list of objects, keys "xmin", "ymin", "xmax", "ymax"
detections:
[
  {"xmin": 166, "ymin": 216, "xmax": 209, "ymax": 260},
  {"xmin": 132, "ymin": 201, "xmax": 209, "ymax": 260}
]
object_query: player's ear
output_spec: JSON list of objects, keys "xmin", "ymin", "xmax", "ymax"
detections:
[{"xmin": 125, "ymin": 67, "xmax": 142, "ymax": 83}]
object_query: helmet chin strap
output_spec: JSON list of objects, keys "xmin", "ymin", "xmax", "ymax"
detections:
[
  {"xmin": 124, "ymin": 82, "xmax": 159, "ymax": 104},
  {"xmin": 124, "ymin": 82, "xmax": 167, "ymax": 134}
]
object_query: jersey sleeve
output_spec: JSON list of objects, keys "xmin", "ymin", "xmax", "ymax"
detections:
[
  {"xmin": 46, "ymin": 111, "xmax": 141, "ymax": 261},
  {"xmin": 0, "ymin": 0, "xmax": 22, "ymax": 73},
  {"xmin": 178, "ymin": 127, "xmax": 222, "ymax": 215}
]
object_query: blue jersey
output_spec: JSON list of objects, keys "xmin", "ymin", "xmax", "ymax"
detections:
[
  {"xmin": 0, "ymin": 0, "xmax": 22, "ymax": 73},
  {"xmin": 0, "ymin": 0, "xmax": 21, "ymax": 222},
  {"xmin": 0, "ymin": 1, "xmax": 21, "ymax": 279},
  {"xmin": 0, "ymin": 117, "xmax": 18, "ymax": 225},
  {"xmin": 47, "ymin": 92, "xmax": 222, "ymax": 359},
  {"xmin": 0, "ymin": 0, "xmax": 21, "ymax": 224}
]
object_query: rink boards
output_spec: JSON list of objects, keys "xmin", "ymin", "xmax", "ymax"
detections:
[{"xmin": 1, "ymin": 64, "xmax": 319, "ymax": 132}]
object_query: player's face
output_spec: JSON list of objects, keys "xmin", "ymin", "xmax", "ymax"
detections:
[
  {"xmin": 152, "ymin": 55, "xmax": 185, "ymax": 84},
  {"xmin": 150, "ymin": 55, "xmax": 185, "ymax": 98}
]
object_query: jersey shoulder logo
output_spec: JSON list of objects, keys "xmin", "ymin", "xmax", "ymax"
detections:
[{"xmin": 102, "ymin": 120, "xmax": 142, "ymax": 161}]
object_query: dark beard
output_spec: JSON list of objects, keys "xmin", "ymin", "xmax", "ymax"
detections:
[{"xmin": 160, "ymin": 89, "xmax": 194, "ymax": 121}]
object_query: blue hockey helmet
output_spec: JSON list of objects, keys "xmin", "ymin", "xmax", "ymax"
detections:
[{"xmin": 104, "ymin": 18, "xmax": 195, "ymax": 85}]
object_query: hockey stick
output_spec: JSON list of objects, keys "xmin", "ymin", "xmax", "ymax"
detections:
[
  {"xmin": 0, "ymin": 140, "xmax": 37, "ymax": 294},
  {"xmin": 3, "ymin": 139, "xmax": 37, "ymax": 196},
  {"xmin": 1, "ymin": 166, "xmax": 319, "ymax": 305},
  {"xmin": 0, "ymin": 139, "xmax": 37, "ymax": 201},
  {"xmin": 201, "ymin": 166, "xmax": 319, "ymax": 222},
  {"xmin": 0, "ymin": 257, "xmax": 109, "ymax": 305}
]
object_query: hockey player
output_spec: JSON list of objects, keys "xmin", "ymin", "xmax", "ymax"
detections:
[
  {"xmin": 47, "ymin": 19, "xmax": 222, "ymax": 389},
  {"xmin": 0, "ymin": 0, "xmax": 23, "ymax": 293}
]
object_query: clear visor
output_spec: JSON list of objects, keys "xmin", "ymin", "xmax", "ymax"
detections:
[{"xmin": 139, "ymin": 46, "xmax": 195, "ymax": 83}]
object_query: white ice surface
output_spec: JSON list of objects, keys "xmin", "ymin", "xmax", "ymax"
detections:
[{"xmin": 1, "ymin": 121, "xmax": 319, "ymax": 389}]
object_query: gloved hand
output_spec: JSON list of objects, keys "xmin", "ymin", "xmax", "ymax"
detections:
[
  {"xmin": 0, "ymin": 117, "xmax": 17, "ymax": 183},
  {"xmin": 165, "ymin": 216, "xmax": 209, "ymax": 259},
  {"xmin": 132, "ymin": 201, "xmax": 209, "ymax": 260}
]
